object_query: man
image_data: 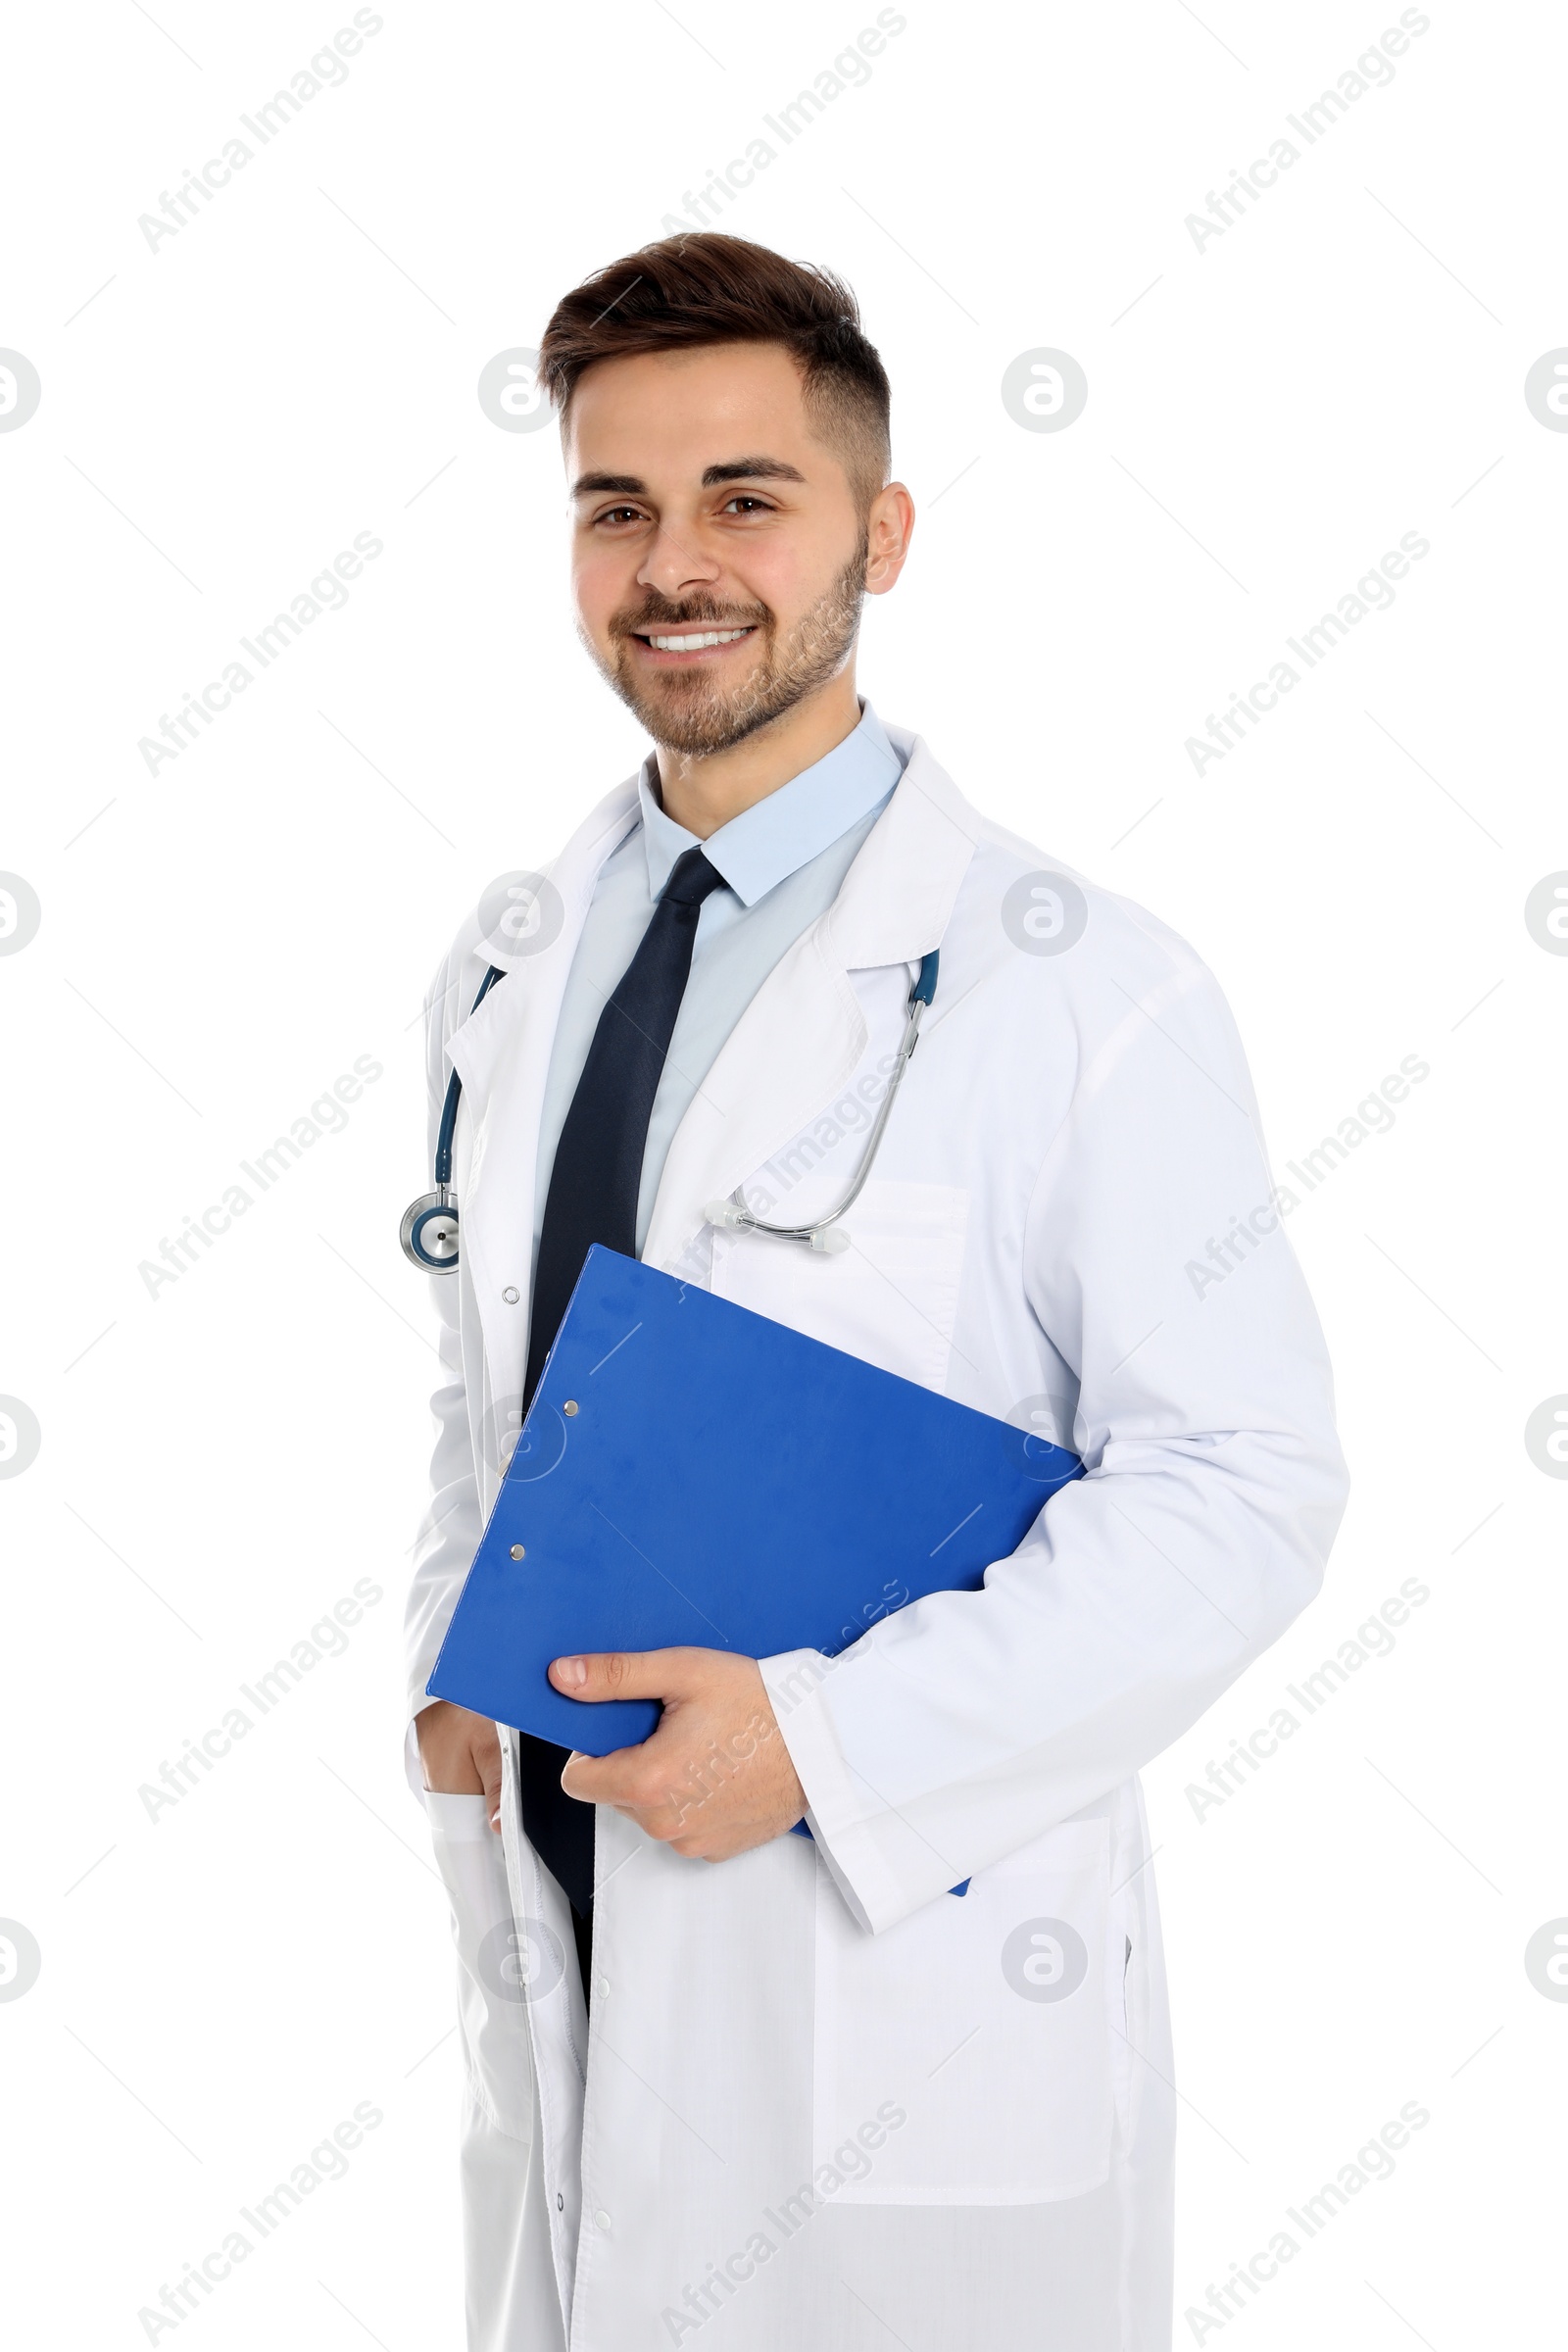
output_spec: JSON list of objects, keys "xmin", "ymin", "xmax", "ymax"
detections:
[{"xmin": 405, "ymin": 233, "xmax": 1348, "ymax": 2352}]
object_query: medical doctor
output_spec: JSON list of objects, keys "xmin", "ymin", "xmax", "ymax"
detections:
[{"xmin": 403, "ymin": 232, "xmax": 1348, "ymax": 2352}]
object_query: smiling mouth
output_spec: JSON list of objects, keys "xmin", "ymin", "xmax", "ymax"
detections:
[{"xmin": 630, "ymin": 624, "xmax": 760, "ymax": 656}]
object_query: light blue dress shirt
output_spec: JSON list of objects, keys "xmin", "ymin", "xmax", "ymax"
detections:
[{"xmin": 533, "ymin": 702, "xmax": 906, "ymax": 1261}]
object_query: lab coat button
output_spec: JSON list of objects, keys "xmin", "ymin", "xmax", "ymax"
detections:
[
  {"xmin": 595, "ymin": 2209, "xmax": 612, "ymax": 2230},
  {"xmin": 596, "ymin": 1975, "xmax": 610, "ymax": 1997},
  {"xmin": 502, "ymin": 1286, "xmax": 520, "ymax": 1304}
]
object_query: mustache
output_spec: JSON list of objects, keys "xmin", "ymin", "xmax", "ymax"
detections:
[{"xmin": 609, "ymin": 595, "xmax": 771, "ymax": 640}]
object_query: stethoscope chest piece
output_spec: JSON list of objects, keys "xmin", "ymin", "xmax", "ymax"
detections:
[
  {"xmin": 399, "ymin": 962, "xmax": 508, "ymax": 1275},
  {"xmin": 401, "ymin": 1188, "xmax": 461, "ymax": 1273}
]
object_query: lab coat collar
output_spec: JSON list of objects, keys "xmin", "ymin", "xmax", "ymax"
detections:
[{"xmin": 817, "ymin": 723, "xmax": 982, "ymax": 969}]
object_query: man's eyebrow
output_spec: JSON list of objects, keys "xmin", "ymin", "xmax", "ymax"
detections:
[
  {"xmin": 702, "ymin": 457, "xmax": 807, "ymax": 487},
  {"xmin": 570, "ymin": 470, "xmax": 646, "ymax": 498}
]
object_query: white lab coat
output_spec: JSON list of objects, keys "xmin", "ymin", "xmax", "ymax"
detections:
[{"xmin": 406, "ymin": 728, "xmax": 1348, "ymax": 2352}]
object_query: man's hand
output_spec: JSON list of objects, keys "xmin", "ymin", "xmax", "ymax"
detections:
[
  {"xmin": 417, "ymin": 1700, "xmax": 503, "ymax": 1831},
  {"xmin": 551, "ymin": 1648, "xmax": 806, "ymax": 1861}
]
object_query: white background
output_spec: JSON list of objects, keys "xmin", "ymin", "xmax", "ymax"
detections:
[{"xmin": 2, "ymin": 1, "xmax": 1563, "ymax": 2344}]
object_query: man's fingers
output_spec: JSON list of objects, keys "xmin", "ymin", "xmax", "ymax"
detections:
[{"xmin": 548, "ymin": 1646, "xmax": 702, "ymax": 1703}]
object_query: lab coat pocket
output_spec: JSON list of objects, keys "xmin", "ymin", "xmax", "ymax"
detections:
[
  {"xmin": 812, "ymin": 1819, "xmax": 1114, "ymax": 2205},
  {"xmin": 713, "ymin": 1177, "xmax": 969, "ymax": 1392},
  {"xmin": 425, "ymin": 1789, "xmax": 541, "ymax": 2144}
]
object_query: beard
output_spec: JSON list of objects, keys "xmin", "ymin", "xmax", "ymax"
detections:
[{"xmin": 590, "ymin": 539, "xmax": 868, "ymax": 757}]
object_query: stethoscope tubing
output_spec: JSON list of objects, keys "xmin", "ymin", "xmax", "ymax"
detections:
[{"xmin": 709, "ymin": 950, "xmax": 939, "ymax": 1251}]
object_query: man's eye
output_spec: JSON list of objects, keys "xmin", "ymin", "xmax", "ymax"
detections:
[
  {"xmin": 595, "ymin": 507, "xmax": 644, "ymax": 527},
  {"xmin": 723, "ymin": 496, "xmax": 773, "ymax": 514}
]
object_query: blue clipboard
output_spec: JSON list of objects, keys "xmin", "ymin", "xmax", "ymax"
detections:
[{"xmin": 428, "ymin": 1248, "xmax": 1083, "ymax": 1789}]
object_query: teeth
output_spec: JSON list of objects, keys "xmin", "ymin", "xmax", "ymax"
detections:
[{"xmin": 646, "ymin": 627, "xmax": 752, "ymax": 651}]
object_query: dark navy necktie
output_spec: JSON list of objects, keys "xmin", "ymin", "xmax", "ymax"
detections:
[{"xmin": 517, "ymin": 844, "xmax": 726, "ymax": 1938}]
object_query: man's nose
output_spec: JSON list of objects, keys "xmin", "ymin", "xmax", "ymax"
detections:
[{"xmin": 636, "ymin": 518, "xmax": 722, "ymax": 600}]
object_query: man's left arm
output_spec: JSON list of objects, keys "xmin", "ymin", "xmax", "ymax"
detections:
[{"xmin": 755, "ymin": 948, "xmax": 1350, "ymax": 1931}]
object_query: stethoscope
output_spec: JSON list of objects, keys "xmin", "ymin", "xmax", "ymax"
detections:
[{"xmin": 400, "ymin": 949, "xmax": 939, "ymax": 1273}]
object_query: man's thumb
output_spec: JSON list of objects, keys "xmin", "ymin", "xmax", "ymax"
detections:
[{"xmin": 548, "ymin": 1648, "xmax": 689, "ymax": 1703}]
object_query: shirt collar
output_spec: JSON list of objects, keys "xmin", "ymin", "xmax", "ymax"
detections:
[{"xmin": 636, "ymin": 701, "xmax": 904, "ymax": 907}]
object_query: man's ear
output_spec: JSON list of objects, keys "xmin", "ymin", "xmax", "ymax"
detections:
[{"xmin": 864, "ymin": 482, "xmax": 915, "ymax": 596}]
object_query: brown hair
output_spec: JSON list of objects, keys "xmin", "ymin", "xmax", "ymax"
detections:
[{"xmin": 539, "ymin": 232, "xmax": 891, "ymax": 510}]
